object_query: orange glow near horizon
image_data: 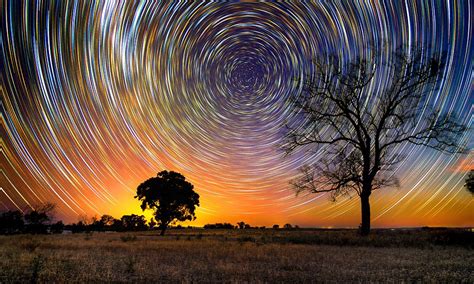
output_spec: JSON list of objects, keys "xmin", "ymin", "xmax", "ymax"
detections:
[{"xmin": 3, "ymin": 145, "xmax": 472, "ymax": 228}]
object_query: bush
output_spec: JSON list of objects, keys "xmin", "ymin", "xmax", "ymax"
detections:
[
  {"xmin": 430, "ymin": 229, "xmax": 474, "ymax": 247},
  {"xmin": 120, "ymin": 234, "xmax": 137, "ymax": 242}
]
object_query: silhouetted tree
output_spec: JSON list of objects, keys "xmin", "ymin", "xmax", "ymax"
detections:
[
  {"xmin": 24, "ymin": 203, "xmax": 55, "ymax": 234},
  {"xmin": 135, "ymin": 170, "xmax": 200, "ymax": 235},
  {"xmin": 0, "ymin": 210, "xmax": 24, "ymax": 234},
  {"xmin": 283, "ymin": 223, "xmax": 293, "ymax": 229},
  {"xmin": 100, "ymin": 214, "xmax": 115, "ymax": 226},
  {"xmin": 67, "ymin": 215, "xmax": 93, "ymax": 233},
  {"xmin": 80, "ymin": 214, "xmax": 117, "ymax": 232},
  {"xmin": 466, "ymin": 170, "xmax": 474, "ymax": 195},
  {"xmin": 121, "ymin": 214, "xmax": 148, "ymax": 231},
  {"xmin": 88, "ymin": 215, "xmax": 116, "ymax": 232},
  {"xmin": 284, "ymin": 47, "xmax": 466, "ymax": 235},
  {"xmin": 98, "ymin": 214, "xmax": 116, "ymax": 231},
  {"xmin": 237, "ymin": 221, "xmax": 246, "ymax": 229},
  {"xmin": 50, "ymin": 221, "xmax": 64, "ymax": 234},
  {"xmin": 89, "ymin": 216, "xmax": 102, "ymax": 231},
  {"xmin": 70, "ymin": 221, "xmax": 87, "ymax": 233},
  {"xmin": 272, "ymin": 224, "xmax": 280, "ymax": 229},
  {"xmin": 111, "ymin": 218, "xmax": 124, "ymax": 232}
]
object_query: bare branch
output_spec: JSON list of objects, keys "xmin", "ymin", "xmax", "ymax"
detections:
[{"xmin": 284, "ymin": 46, "xmax": 466, "ymax": 204}]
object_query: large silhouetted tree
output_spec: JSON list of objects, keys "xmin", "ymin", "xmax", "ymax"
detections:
[
  {"xmin": 284, "ymin": 47, "xmax": 466, "ymax": 235},
  {"xmin": 135, "ymin": 170, "xmax": 200, "ymax": 235}
]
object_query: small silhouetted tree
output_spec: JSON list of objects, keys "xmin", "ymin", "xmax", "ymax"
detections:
[
  {"xmin": 135, "ymin": 170, "xmax": 200, "ymax": 235},
  {"xmin": 24, "ymin": 203, "xmax": 55, "ymax": 234},
  {"xmin": 466, "ymin": 170, "xmax": 474, "ymax": 195},
  {"xmin": 100, "ymin": 214, "xmax": 115, "ymax": 226},
  {"xmin": 70, "ymin": 221, "xmax": 86, "ymax": 233},
  {"xmin": 284, "ymin": 47, "xmax": 466, "ymax": 235},
  {"xmin": 68, "ymin": 215, "xmax": 92, "ymax": 233},
  {"xmin": 111, "ymin": 218, "xmax": 124, "ymax": 232},
  {"xmin": 99, "ymin": 214, "xmax": 116, "ymax": 231},
  {"xmin": 283, "ymin": 223, "xmax": 293, "ymax": 230},
  {"xmin": 237, "ymin": 221, "xmax": 246, "ymax": 229},
  {"xmin": 89, "ymin": 216, "xmax": 102, "ymax": 231},
  {"xmin": 0, "ymin": 210, "xmax": 24, "ymax": 234},
  {"xmin": 121, "ymin": 214, "xmax": 148, "ymax": 231},
  {"xmin": 50, "ymin": 221, "xmax": 64, "ymax": 234},
  {"xmin": 272, "ymin": 224, "xmax": 280, "ymax": 229}
]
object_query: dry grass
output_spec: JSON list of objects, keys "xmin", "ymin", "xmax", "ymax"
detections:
[{"xmin": 0, "ymin": 229, "xmax": 472, "ymax": 283}]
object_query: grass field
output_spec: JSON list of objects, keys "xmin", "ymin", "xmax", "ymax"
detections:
[{"xmin": 1, "ymin": 229, "xmax": 473, "ymax": 283}]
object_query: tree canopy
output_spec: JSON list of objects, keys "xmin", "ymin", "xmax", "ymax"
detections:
[{"xmin": 135, "ymin": 170, "xmax": 200, "ymax": 235}]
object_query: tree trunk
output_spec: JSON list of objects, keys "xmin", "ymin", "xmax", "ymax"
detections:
[
  {"xmin": 159, "ymin": 224, "xmax": 167, "ymax": 236},
  {"xmin": 360, "ymin": 193, "xmax": 371, "ymax": 236}
]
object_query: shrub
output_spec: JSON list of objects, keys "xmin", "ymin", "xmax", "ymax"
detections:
[{"xmin": 120, "ymin": 234, "xmax": 137, "ymax": 242}]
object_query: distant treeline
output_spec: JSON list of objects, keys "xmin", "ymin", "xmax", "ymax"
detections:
[
  {"xmin": 0, "ymin": 206, "xmax": 63, "ymax": 234},
  {"xmin": 1, "ymin": 208, "xmax": 299, "ymax": 235},
  {"xmin": 0, "ymin": 209, "xmax": 154, "ymax": 234},
  {"xmin": 203, "ymin": 222, "xmax": 299, "ymax": 230}
]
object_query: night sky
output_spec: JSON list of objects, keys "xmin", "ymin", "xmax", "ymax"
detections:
[{"xmin": 1, "ymin": 2, "xmax": 472, "ymax": 227}]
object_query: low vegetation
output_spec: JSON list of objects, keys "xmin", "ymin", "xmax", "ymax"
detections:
[{"xmin": 0, "ymin": 229, "xmax": 472, "ymax": 282}]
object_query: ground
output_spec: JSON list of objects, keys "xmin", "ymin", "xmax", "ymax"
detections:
[{"xmin": 0, "ymin": 229, "xmax": 472, "ymax": 283}]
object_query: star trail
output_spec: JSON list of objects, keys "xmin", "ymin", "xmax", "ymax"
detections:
[{"xmin": 1, "ymin": 1, "xmax": 472, "ymax": 227}]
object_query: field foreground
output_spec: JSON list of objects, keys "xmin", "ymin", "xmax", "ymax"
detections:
[{"xmin": 1, "ymin": 229, "xmax": 473, "ymax": 283}]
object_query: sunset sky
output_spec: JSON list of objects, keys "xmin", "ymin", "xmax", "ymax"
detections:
[{"xmin": 1, "ymin": 2, "xmax": 472, "ymax": 227}]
